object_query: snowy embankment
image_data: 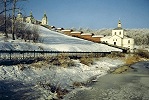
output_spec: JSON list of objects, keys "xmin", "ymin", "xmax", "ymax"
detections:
[
  {"xmin": 0, "ymin": 24, "xmax": 123, "ymax": 99},
  {"xmin": 0, "ymin": 24, "xmax": 122, "ymax": 52},
  {"xmin": 0, "ymin": 58, "xmax": 124, "ymax": 99}
]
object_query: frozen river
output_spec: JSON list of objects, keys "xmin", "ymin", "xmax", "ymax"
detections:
[{"xmin": 66, "ymin": 61, "xmax": 149, "ymax": 100}]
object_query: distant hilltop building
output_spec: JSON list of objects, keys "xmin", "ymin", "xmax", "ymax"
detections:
[
  {"xmin": 101, "ymin": 20, "xmax": 134, "ymax": 52},
  {"xmin": 16, "ymin": 11, "xmax": 48, "ymax": 25},
  {"xmin": 41, "ymin": 12, "xmax": 48, "ymax": 25}
]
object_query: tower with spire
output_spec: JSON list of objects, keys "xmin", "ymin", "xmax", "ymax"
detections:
[
  {"xmin": 41, "ymin": 12, "xmax": 48, "ymax": 25},
  {"xmin": 25, "ymin": 11, "xmax": 36, "ymax": 24},
  {"xmin": 118, "ymin": 20, "xmax": 122, "ymax": 28},
  {"xmin": 112, "ymin": 20, "xmax": 124, "ymax": 38},
  {"xmin": 16, "ymin": 10, "xmax": 24, "ymax": 22}
]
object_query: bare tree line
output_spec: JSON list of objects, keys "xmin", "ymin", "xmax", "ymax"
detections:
[
  {"xmin": 15, "ymin": 24, "xmax": 40, "ymax": 42},
  {"xmin": 0, "ymin": 0, "xmax": 40, "ymax": 42}
]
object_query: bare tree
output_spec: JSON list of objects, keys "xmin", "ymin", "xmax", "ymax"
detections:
[
  {"xmin": 0, "ymin": 0, "xmax": 13, "ymax": 37},
  {"xmin": 0, "ymin": 0, "xmax": 27, "ymax": 39},
  {"xmin": 12, "ymin": 0, "xmax": 16, "ymax": 40},
  {"xmin": 12, "ymin": 0, "xmax": 27, "ymax": 40},
  {"xmin": 32, "ymin": 26, "xmax": 40, "ymax": 42}
]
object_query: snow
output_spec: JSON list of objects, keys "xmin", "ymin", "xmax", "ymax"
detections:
[
  {"xmin": 0, "ymin": 24, "xmax": 124, "ymax": 99},
  {"xmin": 61, "ymin": 29, "xmax": 72, "ymax": 32},
  {"xmin": 71, "ymin": 31, "xmax": 82, "ymax": 34},
  {"xmin": 81, "ymin": 33, "xmax": 93, "ymax": 35},
  {"xmin": 0, "ymin": 24, "xmax": 122, "ymax": 52},
  {"xmin": 92, "ymin": 35, "xmax": 104, "ymax": 37},
  {"xmin": 0, "ymin": 58, "xmax": 124, "ymax": 88},
  {"xmin": 0, "ymin": 57, "xmax": 124, "ymax": 99}
]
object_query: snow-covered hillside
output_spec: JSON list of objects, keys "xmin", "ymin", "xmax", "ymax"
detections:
[
  {"xmin": 0, "ymin": 24, "xmax": 122, "ymax": 52},
  {"xmin": 0, "ymin": 24, "xmax": 124, "ymax": 99}
]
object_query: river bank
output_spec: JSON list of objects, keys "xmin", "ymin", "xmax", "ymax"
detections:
[
  {"xmin": 0, "ymin": 57, "xmax": 124, "ymax": 100},
  {"xmin": 64, "ymin": 61, "xmax": 149, "ymax": 100}
]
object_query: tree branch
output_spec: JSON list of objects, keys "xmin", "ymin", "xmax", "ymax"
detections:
[{"xmin": 0, "ymin": 7, "xmax": 19, "ymax": 14}]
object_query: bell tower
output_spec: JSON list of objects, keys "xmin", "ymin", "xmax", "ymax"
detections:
[
  {"xmin": 41, "ymin": 12, "xmax": 48, "ymax": 25},
  {"xmin": 112, "ymin": 20, "xmax": 124, "ymax": 38},
  {"xmin": 118, "ymin": 20, "xmax": 122, "ymax": 28}
]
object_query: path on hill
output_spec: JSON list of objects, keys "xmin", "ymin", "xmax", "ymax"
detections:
[{"xmin": 65, "ymin": 61, "xmax": 149, "ymax": 100}]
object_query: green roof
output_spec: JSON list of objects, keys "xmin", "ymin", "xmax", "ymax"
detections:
[
  {"xmin": 43, "ymin": 13, "xmax": 47, "ymax": 18},
  {"xmin": 113, "ymin": 27, "xmax": 123, "ymax": 30}
]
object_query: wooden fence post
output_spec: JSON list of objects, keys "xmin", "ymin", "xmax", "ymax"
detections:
[
  {"xmin": 23, "ymin": 53, "xmax": 24, "ymax": 59},
  {"xmin": 9, "ymin": 52, "xmax": 11, "ymax": 60},
  {"xmin": 34, "ymin": 50, "xmax": 35, "ymax": 58}
]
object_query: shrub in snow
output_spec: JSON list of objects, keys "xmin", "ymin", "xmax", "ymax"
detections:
[
  {"xmin": 46, "ymin": 54, "xmax": 75, "ymax": 68},
  {"xmin": 15, "ymin": 25, "xmax": 40, "ymax": 42},
  {"xmin": 18, "ymin": 64, "xmax": 26, "ymax": 71},
  {"xmin": 80, "ymin": 56, "xmax": 94, "ymax": 66},
  {"xmin": 112, "ymin": 65, "xmax": 131, "ymax": 74},
  {"xmin": 125, "ymin": 54, "xmax": 140, "ymax": 65},
  {"xmin": 56, "ymin": 86, "xmax": 69, "ymax": 99},
  {"xmin": 31, "ymin": 61, "xmax": 48, "ymax": 68},
  {"xmin": 107, "ymin": 52, "xmax": 125, "ymax": 58},
  {"xmin": 72, "ymin": 81, "xmax": 83, "ymax": 87},
  {"xmin": 135, "ymin": 49, "xmax": 149, "ymax": 59}
]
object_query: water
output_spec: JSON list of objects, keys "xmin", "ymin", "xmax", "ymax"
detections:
[{"xmin": 65, "ymin": 61, "xmax": 149, "ymax": 100}]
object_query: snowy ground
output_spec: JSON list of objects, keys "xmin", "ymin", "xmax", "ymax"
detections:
[
  {"xmin": 0, "ymin": 24, "xmax": 122, "ymax": 52},
  {"xmin": 0, "ymin": 24, "xmax": 124, "ymax": 99},
  {"xmin": 0, "ymin": 57, "xmax": 124, "ymax": 100}
]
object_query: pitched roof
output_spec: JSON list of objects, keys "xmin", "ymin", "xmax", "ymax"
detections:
[
  {"xmin": 113, "ymin": 27, "xmax": 123, "ymax": 30},
  {"xmin": 109, "ymin": 35, "xmax": 122, "ymax": 39}
]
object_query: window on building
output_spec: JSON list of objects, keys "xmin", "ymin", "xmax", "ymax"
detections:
[
  {"xmin": 115, "ymin": 32, "xmax": 116, "ymax": 35},
  {"xmin": 114, "ymin": 42, "xmax": 116, "ymax": 45},
  {"xmin": 128, "ymin": 40, "xmax": 130, "ymax": 44},
  {"xmin": 116, "ymin": 39, "xmax": 117, "ymax": 41},
  {"xmin": 113, "ymin": 39, "xmax": 114, "ymax": 41},
  {"xmin": 119, "ymin": 32, "xmax": 121, "ymax": 35}
]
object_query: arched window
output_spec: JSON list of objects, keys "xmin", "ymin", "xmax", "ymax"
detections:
[
  {"xmin": 128, "ymin": 40, "xmax": 130, "ymax": 44},
  {"xmin": 119, "ymin": 32, "xmax": 121, "ymax": 35},
  {"xmin": 115, "ymin": 32, "xmax": 116, "ymax": 35}
]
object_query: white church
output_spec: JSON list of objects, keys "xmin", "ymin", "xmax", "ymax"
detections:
[
  {"xmin": 16, "ymin": 11, "xmax": 48, "ymax": 25},
  {"xmin": 101, "ymin": 20, "xmax": 134, "ymax": 52}
]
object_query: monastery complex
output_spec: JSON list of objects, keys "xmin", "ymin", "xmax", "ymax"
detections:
[
  {"xmin": 16, "ymin": 12, "xmax": 134, "ymax": 52},
  {"xmin": 16, "ymin": 11, "xmax": 48, "ymax": 25}
]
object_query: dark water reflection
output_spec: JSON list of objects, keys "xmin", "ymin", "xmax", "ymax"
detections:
[{"xmin": 67, "ymin": 61, "xmax": 149, "ymax": 100}]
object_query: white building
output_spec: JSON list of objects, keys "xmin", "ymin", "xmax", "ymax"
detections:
[
  {"xmin": 101, "ymin": 20, "xmax": 134, "ymax": 52},
  {"xmin": 25, "ymin": 11, "xmax": 36, "ymax": 24},
  {"xmin": 41, "ymin": 12, "xmax": 48, "ymax": 25},
  {"xmin": 16, "ymin": 11, "xmax": 24, "ymax": 22},
  {"xmin": 16, "ymin": 11, "xmax": 48, "ymax": 25}
]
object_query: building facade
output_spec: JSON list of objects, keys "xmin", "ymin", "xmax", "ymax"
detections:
[
  {"xmin": 101, "ymin": 20, "xmax": 134, "ymax": 52},
  {"xmin": 41, "ymin": 13, "xmax": 48, "ymax": 25},
  {"xmin": 16, "ymin": 11, "xmax": 48, "ymax": 25}
]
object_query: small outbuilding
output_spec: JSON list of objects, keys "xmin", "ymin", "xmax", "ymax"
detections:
[
  {"xmin": 49, "ymin": 26, "xmax": 56, "ymax": 30},
  {"xmin": 61, "ymin": 29, "xmax": 73, "ymax": 35},
  {"xmin": 80, "ymin": 33, "xmax": 94, "ymax": 41},
  {"xmin": 56, "ymin": 28, "xmax": 64, "ymax": 32},
  {"xmin": 70, "ymin": 31, "xmax": 83, "ymax": 37},
  {"xmin": 90, "ymin": 35, "xmax": 104, "ymax": 43}
]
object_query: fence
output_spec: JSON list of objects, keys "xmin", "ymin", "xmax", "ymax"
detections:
[{"xmin": 0, "ymin": 50, "xmax": 111, "ymax": 60}]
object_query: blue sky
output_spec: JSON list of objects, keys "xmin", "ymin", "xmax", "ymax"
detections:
[{"xmin": 21, "ymin": 0, "xmax": 149, "ymax": 29}]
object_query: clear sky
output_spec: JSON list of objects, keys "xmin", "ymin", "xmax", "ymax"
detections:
[{"xmin": 21, "ymin": 0, "xmax": 149, "ymax": 29}]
